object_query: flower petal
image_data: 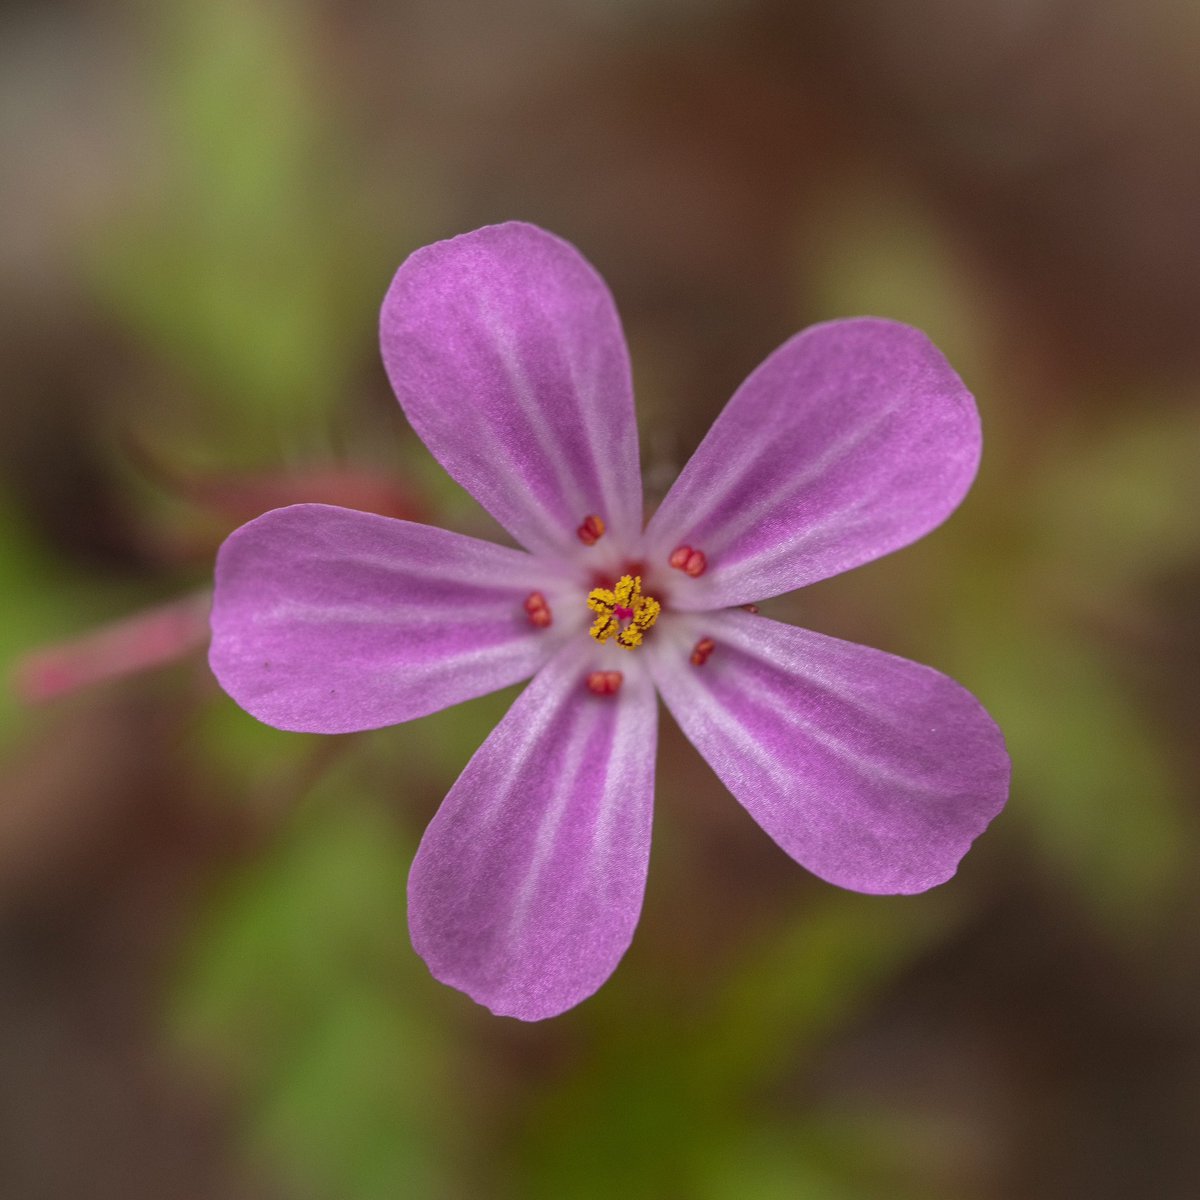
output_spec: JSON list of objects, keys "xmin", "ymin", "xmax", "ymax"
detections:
[
  {"xmin": 209, "ymin": 504, "xmax": 576, "ymax": 733},
  {"xmin": 380, "ymin": 222, "xmax": 642, "ymax": 558},
  {"xmin": 643, "ymin": 319, "xmax": 981, "ymax": 610},
  {"xmin": 647, "ymin": 611, "xmax": 1008, "ymax": 894},
  {"xmin": 408, "ymin": 640, "xmax": 657, "ymax": 1020}
]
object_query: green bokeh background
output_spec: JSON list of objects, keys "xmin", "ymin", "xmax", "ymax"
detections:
[{"xmin": 4, "ymin": 1, "xmax": 1200, "ymax": 1197}]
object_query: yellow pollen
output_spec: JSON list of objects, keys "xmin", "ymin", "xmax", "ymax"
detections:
[{"xmin": 587, "ymin": 575, "xmax": 661, "ymax": 651}]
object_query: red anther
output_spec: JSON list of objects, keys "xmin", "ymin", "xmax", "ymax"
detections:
[
  {"xmin": 668, "ymin": 545, "xmax": 692, "ymax": 570},
  {"xmin": 586, "ymin": 670, "xmax": 624, "ymax": 696},
  {"xmin": 690, "ymin": 637, "xmax": 716, "ymax": 667},
  {"xmin": 743, "ymin": 603, "xmax": 759, "ymax": 614},
  {"xmin": 524, "ymin": 592, "xmax": 552, "ymax": 628},
  {"xmin": 577, "ymin": 514, "xmax": 606, "ymax": 545},
  {"xmin": 683, "ymin": 549, "xmax": 707, "ymax": 577}
]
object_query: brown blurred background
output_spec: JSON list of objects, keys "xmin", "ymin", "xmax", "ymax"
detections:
[{"xmin": 3, "ymin": 0, "xmax": 1200, "ymax": 1197}]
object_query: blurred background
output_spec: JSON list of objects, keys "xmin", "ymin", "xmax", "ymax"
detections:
[{"xmin": 3, "ymin": 0, "xmax": 1200, "ymax": 1196}]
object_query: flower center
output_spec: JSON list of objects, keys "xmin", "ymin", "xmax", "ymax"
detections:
[{"xmin": 587, "ymin": 574, "xmax": 661, "ymax": 651}]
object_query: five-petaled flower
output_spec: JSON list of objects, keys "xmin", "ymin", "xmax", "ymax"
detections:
[{"xmin": 209, "ymin": 222, "xmax": 1010, "ymax": 1021}]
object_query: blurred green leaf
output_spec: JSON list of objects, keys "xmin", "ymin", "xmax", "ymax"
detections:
[
  {"xmin": 954, "ymin": 565, "xmax": 1190, "ymax": 933},
  {"xmin": 799, "ymin": 170, "xmax": 988, "ymax": 374},
  {"xmin": 88, "ymin": 0, "xmax": 386, "ymax": 462},
  {"xmin": 1036, "ymin": 405, "xmax": 1200, "ymax": 585},
  {"xmin": 172, "ymin": 760, "xmax": 454, "ymax": 1199},
  {"xmin": 515, "ymin": 893, "xmax": 962, "ymax": 1200}
]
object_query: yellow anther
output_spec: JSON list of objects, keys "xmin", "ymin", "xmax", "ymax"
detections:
[
  {"xmin": 616, "ymin": 625, "xmax": 645, "ymax": 649},
  {"xmin": 633, "ymin": 596, "xmax": 661, "ymax": 629},
  {"xmin": 589, "ymin": 612, "xmax": 618, "ymax": 641},
  {"xmin": 586, "ymin": 575, "xmax": 661, "ymax": 651},
  {"xmin": 587, "ymin": 588, "xmax": 615, "ymax": 614}
]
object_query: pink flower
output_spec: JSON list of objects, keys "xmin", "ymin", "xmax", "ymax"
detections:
[{"xmin": 209, "ymin": 222, "xmax": 1009, "ymax": 1020}]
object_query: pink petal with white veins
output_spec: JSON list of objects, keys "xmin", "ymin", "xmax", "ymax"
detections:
[
  {"xmin": 381, "ymin": 222, "xmax": 642, "ymax": 559},
  {"xmin": 408, "ymin": 640, "xmax": 657, "ymax": 1020},
  {"xmin": 210, "ymin": 504, "xmax": 576, "ymax": 733},
  {"xmin": 645, "ymin": 319, "xmax": 982, "ymax": 610},
  {"xmin": 647, "ymin": 610, "xmax": 1008, "ymax": 894}
]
